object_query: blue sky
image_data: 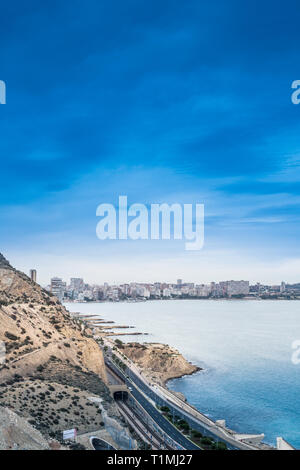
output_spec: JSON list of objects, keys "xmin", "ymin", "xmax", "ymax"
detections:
[{"xmin": 1, "ymin": 0, "xmax": 300, "ymax": 284}]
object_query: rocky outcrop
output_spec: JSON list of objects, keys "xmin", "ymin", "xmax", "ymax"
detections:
[{"xmin": 120, "ymin": 342, "xmax": 200, "ymax": 386}]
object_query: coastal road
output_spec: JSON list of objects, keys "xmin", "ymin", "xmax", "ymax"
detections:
[
  {"xmin": 105, "ymin": 358, "xmax": 199, "ymax": 450},
  {"xmin": 106, "ymin": 365, "xmax": 172, "ymax": 449},
  {"xmin": 105, "ymin": 349, "xmax": 260, "ymax": 451},
  {"xmin": 123, "ymin": 363, "xmax": 256, "ymax": 450}
]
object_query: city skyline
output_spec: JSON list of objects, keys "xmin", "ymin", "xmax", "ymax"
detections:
[
  {"xmin": 46, "ymin": 273, "xmax": 297, "ymax": 302},
  {"xmin": 47, "ymin": 275, "xmax": 288, "ymax": 289},
  {"xmin": 8, "ymin": 249, "xmax": 300, "ymax": 287}
]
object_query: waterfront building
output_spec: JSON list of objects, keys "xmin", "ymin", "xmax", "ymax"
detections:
[
  {"xmin": 162, "ymin": 288, "xmax": 171, "ymax": 297},
  {"xmin": 195, "ymin": 284, "xmax": 211, "ymax": 297},
  {"xmin": 70, "ymin": 277, "xmax": 84, "ymax": 292},
  {"xmin": 218, "ymin": 280, "xmax": 250, "ymax": 297},
  {"xmin": 50, "ymin": 277, "xmax": 65, "ymax": 301},
  {"xmin": 280, "ymin": 281, "xmax": 286, "ymax": 293},
  {"xmin": 227, "ymin": 280, "xmax": 249, "ymax": 297}
]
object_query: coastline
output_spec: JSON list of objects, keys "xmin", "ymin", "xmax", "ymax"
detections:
[
  {"xmin": 109, "ymin": 340, "xmax": 274, "ymax": 450},
  {"xmin": 163, "ymin": 365, "xmax": 202, "ymax": 388},
  {"xmin": 66, "ymin": 300, "xmax": 299, "ymax": 448},
  {"xmin": 69, "ymin": 305, "xmax": 203, "ymax": 399},
  {"xmin": 65, "ymin": 296, "xmax": 300, "ymax": 304}
]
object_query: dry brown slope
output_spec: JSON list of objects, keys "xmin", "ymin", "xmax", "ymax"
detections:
[
  {"xmin": 0, "ymin": 253, "xmax": 106, "ymax": 383},
  {"xmin": 0, "ymin": 253, "xmax": 121, "ymax": 447}
]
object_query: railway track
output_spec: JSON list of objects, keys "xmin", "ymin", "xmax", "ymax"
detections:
[
  {"xmin": 117, "ymin": 400, "xmax": 174, "ymax": 450},
  {"xmin": 106, "ymin": 362, "xmax": 175, "ymax": 449}
]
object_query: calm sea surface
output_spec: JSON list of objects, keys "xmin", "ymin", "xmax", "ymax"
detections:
[{"xmin": 65, "ymin": 300, "xmax": 300, "ymax": 448}]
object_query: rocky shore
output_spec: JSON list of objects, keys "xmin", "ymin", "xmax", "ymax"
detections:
[
  {"xmin": 72, "ymin": 311, "xmax": 201, "ymax": 386},
  {"xmin": 118, "ymin": 341, "xmax": 201, "ymax": 386}
]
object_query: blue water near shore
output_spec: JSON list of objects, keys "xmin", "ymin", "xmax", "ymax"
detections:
[{"xmin": 65, "ymin": 299, "xmax": 300, "ymax": 448}]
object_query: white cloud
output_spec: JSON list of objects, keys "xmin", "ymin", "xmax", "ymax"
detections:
[{"xmin": 9, "ymin": 248, "xmax": 300, "ymax": 286}]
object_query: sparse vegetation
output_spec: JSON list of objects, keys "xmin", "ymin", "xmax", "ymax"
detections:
[{"xmin": 0, "ymin": 252, "xmax": 122, "ymax": 449}]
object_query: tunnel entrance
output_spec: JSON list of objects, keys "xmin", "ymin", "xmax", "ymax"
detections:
[
  {"xmin": 109, "ymin": 384, "xmax": 130, "ymax": 400},
  {"xmin": 90, "ymin": 437, "xmax": 116, "ymax": 450},
  {"xmin": 113, "ymin": 390, "xmax": 129, "ymax": 401}
]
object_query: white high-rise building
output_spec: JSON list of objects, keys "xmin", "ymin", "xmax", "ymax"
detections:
[
  {"xmin": 226, "ymin": 280, "xmax": 249, "ymax": 297},
  {"xmin": 280, "ymin": 281, "xmax": 286, "ymax": 293},
  {"xmin": 50, "ymin": 277, "xmax": 65, "ymax": 301},
  {"xmin": 70, "ymin": 278, "xmax": 84, "ymax": 292}
]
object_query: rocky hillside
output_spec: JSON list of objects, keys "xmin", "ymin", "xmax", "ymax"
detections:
[
  {"xmin": 0, "ymin": 254, "xmax": 106, "ymax": 381},
  {"xmin": 0, "ymin": 253, "xmax": 120, "ymax": 448},
  {"xmin": 0, "ymin": 407, "xmax": 50, "ymax": 450}
]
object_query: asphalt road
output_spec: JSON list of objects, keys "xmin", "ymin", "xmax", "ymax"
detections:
[
  {"xmin": 124, "ymin": 364, "xmax": 248, "ymax": 450},
  {"xmin": 105, "ymin": 358, "xmax": 199, "ymax": 450},
  {"xmin": 105, "ymin": 352, "xmax": 252, "ymax": 450}
]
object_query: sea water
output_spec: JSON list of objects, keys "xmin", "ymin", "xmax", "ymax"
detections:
[{"xmin": 65, "ymin": 300, "xmax": 300, "ymax": 448}]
